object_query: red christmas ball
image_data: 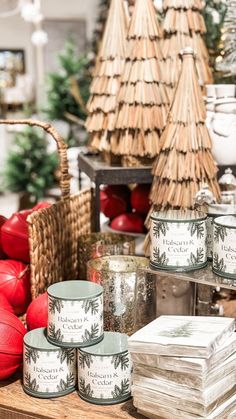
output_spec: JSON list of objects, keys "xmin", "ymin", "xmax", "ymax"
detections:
[
  {"xmin": 26, "ymin": 292, "xmax": 48, "ymax": 331},
  {"xmin": 110, "ymin": 213, "xmax": 144, "ymax": 234},
  {"xmin": 100, "ymin": 190, "xmax": 127, "ymax": 218},
  {"xmin": 0, "ymin": 260, "xmax": 31, "ymax": 315},
  {"xmin": 0, "ymin": 308, "xmax": 26, "ymax": 380},
  {"xmin": 0, "ymin": 293, "xmax": 14, "ymax": 314},
  {"xmin": 1, "ymin": 209, "xmax": 32, "ymax": 263},
  {"xmin": 103, "ymin": 185, "xmax": 130, "ymax": 202},
  {"xmin": 131, "ymin": 184, "xmax": 151, "ymax": 215},
  {"xmin": 0, "ymin": 215, "xmax": 7, "ymax": 259}
]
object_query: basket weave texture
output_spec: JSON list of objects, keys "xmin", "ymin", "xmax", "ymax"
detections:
[{"xmin": 0, "ymin": 119, "xmax": 92, "ymax": 299}]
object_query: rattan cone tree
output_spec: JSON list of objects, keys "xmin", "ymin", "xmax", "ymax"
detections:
[
  {"xmin": 110, "ymin": 0, "xmax": 169, "ymax": 160},
  {"xmin": 85, "ymin": 0, "xmax": 127, "ymax": 153},
  {"xmin": 161, "ymin": 0, "xmax": 213, "ymax": 100},
  {"xmin": 150, "ymin": 48, "xmax": 221, "ymax": 210}
]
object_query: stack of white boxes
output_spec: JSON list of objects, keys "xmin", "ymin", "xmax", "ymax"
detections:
[{"xmin": 129, "ymin": 316, "xmax": 236, "ymax": 419}]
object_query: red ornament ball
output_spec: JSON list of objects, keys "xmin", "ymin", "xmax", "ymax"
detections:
[
  {"xmin": 1, "ymin": 209, "xmax": 32, "ymax": 263},
  {"xmin": 100, "ymin": 190, "xmax": 127, "ymax": 219},
  {"xmin": 0, "ymin": 308, "xmax": 26, "ymax": 380},
  {"xmin": 0, "ymin": 260, "xmax": 31, "ymax": 315},
  {"xmin": 110, "ymin": 213, "xmax": 144, "ymax": 234},
  {"xmin": 26, "ymin": 292, "xmax": 48, "ymax": 331},
  {"xmin": 0, "ymin": 215, "xmax": 7, "ymax": 259},
  {"xmin": 131, "ymin": 184, "xmax": 151, "ymax": 215},
  {"xmin": 0, "ymin": 293, "xmax": 14, "ymax": 314}
]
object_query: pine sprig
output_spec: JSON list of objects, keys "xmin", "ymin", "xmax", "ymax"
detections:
[
  {"xmin": 82, "ymin": 323, "xmax": 100, "ymax": 342},
  {"xmin": 24, "ymin": 347, "xmax": 39, "ymax": 364},
  {"xmin": 111, "ymin": 353, "xmax": 129, "ymax": 370}
]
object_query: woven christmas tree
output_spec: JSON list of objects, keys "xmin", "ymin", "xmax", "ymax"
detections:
[
  {"xmin": 85, "ymin": 0, "xmax": 127, "ymax": 153},
  {"xmin": 161, "ymin": 0, "xmax": 213, "ymax": 99},
  {"xmin": 110, "ymin": 0, "xmax": 169, "ymax": 160},
  {"xmin": 150, "ymin": 48, "xmax": 220, "ymax": 210},
  {"xmin": 216, "ymin": 0, "xmax": 236, "ymax": 78}
]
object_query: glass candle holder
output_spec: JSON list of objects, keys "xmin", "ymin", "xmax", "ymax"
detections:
[
  {"xmin": 87, "ymin": 255, "xmax": 149, "ymax": 335},
  {"xmin": 134, "ymin": 271, "xmax": 195, "ymax": 332},
  {"xmin": 78, "ymin": 232, "xmax": 135, "ymax": 280}
]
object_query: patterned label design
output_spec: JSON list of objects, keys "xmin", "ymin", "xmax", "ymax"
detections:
[
  {"xmin": 78, "ymin": 351, "xmax": 132, "ymax": 402},
  {"xmin": 48, "ymin": 295, "xmax": 103, "ymax": 344},
  {"xmin": 150, "ymin": 220, "xmax": 207, "ymax": 268},
  {"xmin": 213, "ymin": 224, "xmax": 236, "ymax": 276},
  {"xmin": 23, "ymin": 346, "xmax": 76, "ymax": 394}
]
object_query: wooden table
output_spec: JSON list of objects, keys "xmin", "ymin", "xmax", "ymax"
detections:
[
  {"xmin": 0, "ymin": 374, "xmax": 144, "ymax": 419},
  {"xmin": 78, "ymin": 152, "xmax": 152, "ymax": 231}
]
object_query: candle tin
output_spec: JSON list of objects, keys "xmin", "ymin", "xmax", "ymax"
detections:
[
  {"xmin": 78, "ymin": 331, "xmax": 132, "ymax": 405},
  {"xmin": 150, "ymin": 210, "xmax": 207, "ymax": 271},
  {"xmin": 206, "ymin": 204, "xmax": 236, "ymax": 260},
  {"xmin": 213, "ymin": 215, "xmax": 236, "ymax": 279},
  {"xmin": 87, "ymin": 255, "xmax": 149, "ymax": 335},
  {"xmin": 23, "ymin": 327, "xmax": 76, "ymax": 398},
  {"xmin": 47, "ymin": 280, "xmax": 103, "ymax": 347}
]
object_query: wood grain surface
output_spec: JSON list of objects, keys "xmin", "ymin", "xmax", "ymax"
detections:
[{"xmin": 0, "ymin": 374, "xmax": 144, "ymax": 419}]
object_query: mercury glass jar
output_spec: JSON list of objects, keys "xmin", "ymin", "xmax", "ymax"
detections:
[{"xmin": 87, "ymin": 255, "xmax": 149, "ymax": 335}]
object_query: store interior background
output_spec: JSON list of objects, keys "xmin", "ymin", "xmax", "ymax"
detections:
[{"xmin": 0, "ymin": 0, "xmax": 99, "ymax": 214}]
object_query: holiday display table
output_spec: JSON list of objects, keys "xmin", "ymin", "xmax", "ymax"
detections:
[
  {"xmin": 0, "ymin": 373, "xmax": 144, "ymax": 419},
  {"xmin": 78, "ymin": 152, "xmax": 152, "ymax": 231}
]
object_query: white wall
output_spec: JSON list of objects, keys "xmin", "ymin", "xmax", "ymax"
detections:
[
  {"xmin": 41, "ymin": 0, "xmax": 100, "ymax": 40},
  {"xmin": 0, "ymin": 0, "xmax": 100, "ymax": 76}
]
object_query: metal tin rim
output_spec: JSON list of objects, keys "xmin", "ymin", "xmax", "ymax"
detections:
[
  {"xmin": 24, "ymin": 342, "xmax": 61, "ymax": 352},
  {"xmin": 214, "ymin": 217, "xmax": 236, "ymax": 229},
  {"xmin": 213, "ymin": 267, "xmax": 236, "ymax": 280},
  {"xmin": 150, "ymin": 212, "xmax": 207, "ymax": 223},
  {"xmin": 23, "ymin": 386, "xmax": 76, "ymax": 399},
  {"xmin": 78, "ymin": 392, "xmax": 131, "ymax": 405},
  {"xmin": 47, "ymin": 334, "xmax": 104, "ymax": 348},
  {"xmin": 79, "ymin": 347, "xmax": 128, "ymax": 357},
  {"xmin": 47, "ymin": 290, "xmax": 103, "ymax": 301},
  {"xmin": 149, "ymin": 260, "xmax": 208, "ymax": 272}
]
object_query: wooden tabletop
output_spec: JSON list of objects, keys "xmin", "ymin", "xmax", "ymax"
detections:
[{"xmin": 0, "ymin": 374, "xmax": 144, "ymax": 419}]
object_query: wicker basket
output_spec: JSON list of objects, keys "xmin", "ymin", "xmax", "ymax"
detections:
[{"xmin": 0, "ymin": 118, "xmax": 92, "ymax": 300}]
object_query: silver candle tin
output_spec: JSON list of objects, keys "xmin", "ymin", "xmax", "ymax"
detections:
[
  {"xmin": 150, "ymin": 210, "xmax": 207, "ymax": 271},
  {"xmin": 213, "ymin": 215, "xmax": 236, "ymax": 279},
  {"xmin": 78, "ymin": 331, "xmax": 132, "ymax": 405},
  {"xmin": 23, "ymin": 327, "xmax": 76, "ymax": 398},
  {"xmin": 47, "ymin": 280, "xmax": 103, "ymax": 347},
  {"xmin": 206, "ymin": 204, "xmax": 236, "ymax": 260}
]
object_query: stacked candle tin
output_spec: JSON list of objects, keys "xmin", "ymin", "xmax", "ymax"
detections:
[{"xmin": 23, "ymin": 280, "xmax": 132, "ymax": 405}]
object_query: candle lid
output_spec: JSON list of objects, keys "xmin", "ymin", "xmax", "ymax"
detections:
[
  {"xmin": 208, "ymin": 204, "xmax": 236, "ymax": 215},
  {"xmin": 151, "ymin": 209, "xmax": 206, "ymax": 222},
  {"xmin": 79, "ymin": 332, "xmax": 128, "ymax": 356},
  {"xmin": 24, "ymin": 327, "xmax": 60, "ymax": 351},
  {"xmin": 47, "ymin": 280, "xmax": 103, "ymax": 300},
  {"xmin": 214, "ymin": 215, "xmax": 236, "ymax": 229}
]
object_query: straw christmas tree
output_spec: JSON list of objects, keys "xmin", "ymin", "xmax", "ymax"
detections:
[
  {"xmin": 110, "ymin": 0, "xmax": 169, "ymax": 160},
  {"xmin": 161, "ymin": 0, "xmax": 213, "ymax": 99},
  {"xmin": 85, "ymin": 0, "xmax": 127, "ymax": 153},
  {"xmin": 150, "ymin": 48, "xmax": 220, "ymax": 210}
]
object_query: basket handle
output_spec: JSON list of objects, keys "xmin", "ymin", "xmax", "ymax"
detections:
[{"xmin": 0, "ymin": 118, "xmax": 71, "ymax": 199}]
